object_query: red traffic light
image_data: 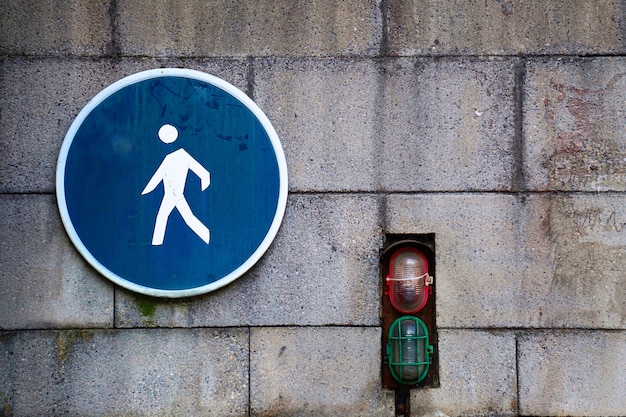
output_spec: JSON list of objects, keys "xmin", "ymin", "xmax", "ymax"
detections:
[{"xmin": 385, "ymin": 247, "xmax": 433, "ymax": 314}]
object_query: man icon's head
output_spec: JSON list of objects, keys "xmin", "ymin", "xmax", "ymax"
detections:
[{"xmin": 158, "ymin": 124, "xmax": 178, "ymax": 144}]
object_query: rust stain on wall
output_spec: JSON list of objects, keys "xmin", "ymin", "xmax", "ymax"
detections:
[{"xmin": 541, "ymin": 73, "xmax": 626, "ymax": 190}]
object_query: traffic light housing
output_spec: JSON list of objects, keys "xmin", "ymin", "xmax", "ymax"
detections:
[{"xmin": 382, "ymin": 234, "xmax": 438, "ymax": 389}]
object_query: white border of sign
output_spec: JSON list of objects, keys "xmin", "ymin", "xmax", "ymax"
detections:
[{"xmin": 56, "ymin": 68, "xmax": 288, "ymax": 298}]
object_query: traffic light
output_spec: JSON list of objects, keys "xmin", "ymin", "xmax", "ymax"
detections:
[{"xmin": 382, "ymin": 234, "xmax": 438, "ymax": 393}]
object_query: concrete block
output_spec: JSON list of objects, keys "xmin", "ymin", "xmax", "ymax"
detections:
[
  {"xmin": 109, "ymin": 57, "xmax": 251, "ymax": 94},
  {"xmin": 526, "ymin": 193, "xmax": 626, "ymax": 329},
  {"xmin": 518, "ymin": 331, "xmax": 626, "ymax": 416},
  {"xmin": 0, "ymin": 0, "xmax": 111, "ymax": 56},
  {"xmin": 0, "ymin": 328, "xmax": 249, "ymax": 416},
  {"xmin": 115, "ymin": 194, "xmax": 383, "ymax": 327},
  {"xmin": 524, "ymin": 57, "xmax": 626, "ymax": 191},
  {"xmin": 0, "ymin": 57, "xmax": 249, "ymax": 193},
  {"xmin": 385, "ymin": 193, "xmax": 626, "ymax": 329},
  {"xmin": 386, "ymin": 0, "xmax": 624, "ymax": 56},
  {"xmin": 410, "ymin": 330, "xmax": 517, "ymax": 417},
  {"xmin": 117, "ymin": 0, "xmax": 382, "ymax": 57},
  {"xmin": 0, "ymin": 195, "xmax": 114, "ymax": 330},
  {"xmin": 0, "ymin": 57, "xmax": 114, "ymax": 193},
  {"xmin": 379, "ymin": 58, "xmax": 516, "ymax": 192},
  {"xmin": 253, "ymin": 59, "xmax": 381, "ymax": 191},
  {"xmin": 250, "ymin": 326, "xmax": 394, "ymax": 417}
]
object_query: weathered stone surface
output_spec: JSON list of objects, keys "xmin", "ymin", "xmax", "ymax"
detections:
[
  {"xmin": 379, "ymin": 58, "xmax": 517, "ymax": 192},
  {"xmin": 250, "ymin": 326, "xmax": 393, "ymax": 417},
  {"xmin": 0, "ymin": 328, "xmax": 249, "ymax": 416},
  {"xmin": 518, "ymin": 331, "xmax": 626, "ymax": 416},
  {"xmin": 0, "ymin": 195, "xmax": 113, "ymax": 330},
  {"xmin": 0, "ymin": 0, "xmax": 111, "ymax": 56},
  {"xmin": 0, "ymin": 57, "xmax": 249, "ymax": 193},
  {"xmin": 524, "ymin": 57, "xmax": 626, "ymax": 191},
  {"xmin": 386, "ymin": 193, "xmax": 626, "ymax": 329},
  {"xmin": 0, "ymin": 58, "xmax": 112, "ymax": 193},
  {"xmin": 117, "ymin": 0, "xmax": 382, "ymax": 57},
  {"xmin": 253, "ymin": 58, "xmax": 381, "ymax": 191},
  {"xmin": 115, "ymin": 194, "xmax": 383, "ymax": 327},
  {"xmin": 387, "ymin": 0, "xmax": 624, "ymax": 56},
  {"xmin": 530, "ymin": 193, "xmax": 626, "ymax": 329},
  {"xmin": 411, "ymin": 330, "xmax": 517, "ymax": 417}
]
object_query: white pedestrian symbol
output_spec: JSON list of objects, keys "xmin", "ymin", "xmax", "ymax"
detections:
[{"xmin": 142, "ymin": 124, "xmax": 211, "ymax": 246}]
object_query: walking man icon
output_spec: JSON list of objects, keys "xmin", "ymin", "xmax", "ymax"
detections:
[{"xmin": 142, "ymin": 124, "xmax": 211, "ymax": 246}]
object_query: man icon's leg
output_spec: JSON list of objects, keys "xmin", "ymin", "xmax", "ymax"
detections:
[
  {"xmin": 152, "ymin": 197, "xmax": 177, "ymax": 245},
  {"xmin": 176, "ymin": 199, "xmax": 210, "ymax": 244}
]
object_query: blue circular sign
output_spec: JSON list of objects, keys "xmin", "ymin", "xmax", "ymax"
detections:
[{"xmin": 57, "ymin": 68, "xmax": 288, "ymax": 297}]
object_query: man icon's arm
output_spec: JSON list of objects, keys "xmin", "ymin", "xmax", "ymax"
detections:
[
  {"xmin": 187, "ymin": 156, "xmax": 210, "ymax": 191},
  {"xmin": 141, "ymin": 161, "xmax": 166, "ymax": 195}
]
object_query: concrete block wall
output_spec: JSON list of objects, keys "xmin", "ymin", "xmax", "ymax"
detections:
[{"xmin": 1, "ymin": 1, "xmax": 625, "ymax": 416}]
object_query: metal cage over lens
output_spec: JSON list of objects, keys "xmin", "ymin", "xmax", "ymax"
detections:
[{"xmin": 386, "ymin": 316, "xmax": 433, "ymax": 385}]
